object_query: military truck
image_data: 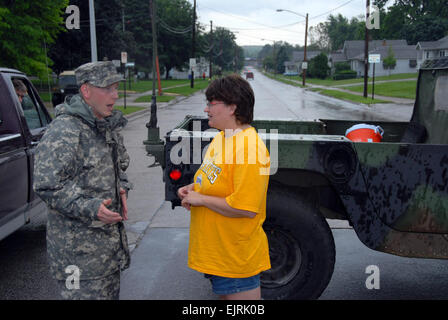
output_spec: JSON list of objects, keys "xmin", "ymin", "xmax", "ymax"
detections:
[
  {"xmin": 144, "ymin": 58, "xmax": 448, "ymax": 300},
  {"xmin": 51, "ymin": 70, "xmax": 78, "ymax": 107},
  {"xmin": 0, "ymin": 68, "xmax": 52, "ymax": 241}
]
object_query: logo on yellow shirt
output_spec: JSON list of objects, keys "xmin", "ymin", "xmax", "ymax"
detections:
[{"xmin": 199, "ymin": 157, "xmax": 222, "ymax": 184}]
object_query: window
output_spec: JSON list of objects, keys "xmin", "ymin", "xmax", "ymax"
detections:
[
  {"xmin": 12, "ymin": 77, "xmax": 51, "ymax": 130},
  {"xmin": 440, "ymin": 51, "xmax": 446, "ymax": 57},
  {"xmin": 435, "ymin": 75, "xmax": 448, "ymax": 112}
]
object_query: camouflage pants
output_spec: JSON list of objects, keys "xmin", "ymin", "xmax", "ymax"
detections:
[{"xmin": 57, "ymin": 271, "xmax": 120, "ymax": 300}]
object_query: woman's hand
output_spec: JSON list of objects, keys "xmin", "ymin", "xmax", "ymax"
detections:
[
  {"xmin": 177, "ymin": 183, "xmax": 194, "ymax": 200},
  {"xmin": 181, "ymin": 191, "xmax": 203, "ymax": 211}
]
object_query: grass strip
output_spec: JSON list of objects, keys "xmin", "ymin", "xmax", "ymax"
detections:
[
  {"xmin": 315, "ymin": 89, "xmax": 390, "ymax": 105},
  {"xmin": 343, "ymin": 80, "xmax": 416, "ymax": 100}
]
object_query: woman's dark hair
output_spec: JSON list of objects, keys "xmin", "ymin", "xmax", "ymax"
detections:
[{"xmin": 205, "ymin": 74, "xmax": 254, "ymax": 124}]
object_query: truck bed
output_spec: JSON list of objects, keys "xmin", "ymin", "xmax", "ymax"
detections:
[{"xmin": 171, "ymin": 115, "xmax": 410, "ymax": 143}]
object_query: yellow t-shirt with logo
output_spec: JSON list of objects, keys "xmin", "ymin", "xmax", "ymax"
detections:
[{"xmin": 188, "ymin": 127, "xmax": 271, "ymax": 278}]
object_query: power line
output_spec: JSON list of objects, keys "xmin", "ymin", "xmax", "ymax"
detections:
[
  {"xmin": 197, "ymin": 4, "xmax": 304, "ymax": 33},
  {"xmin": 197, "ymin": 0, "xmax": 362, "ymax": 35},
  {"xmin": 310, "ymin": 0, "xmax": 360, "ymax": 20}
]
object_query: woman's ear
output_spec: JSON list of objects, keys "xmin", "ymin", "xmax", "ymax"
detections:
[{"xmin": 228, "ymin": 104, "xmax": 237, "ymax": 116}]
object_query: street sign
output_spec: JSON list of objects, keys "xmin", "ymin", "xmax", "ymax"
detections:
[
  {"xmin": 369, "ymin": 54, "xmax": 381, "ymax": 64},
  {"xmin": 302, "ymin": 62, "xmax": 308, "ymax": 70},
  {"xmin": 121, "ymin": 52, "xmax": 128, "ymax": 64},
  {"xmin": 125, "ymin": 62, "xmax": 135, "ymax": 68},
  {"xmin": 189, "ymin": 58, "xmax": 196, "ymax": 69}
]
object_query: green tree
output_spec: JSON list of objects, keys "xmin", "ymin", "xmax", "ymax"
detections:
[
  {"xmin": 49, "ymin": 0, "xmax": 136, "ymax": 74},
  {"xmin": 211, "ymin": 27, "xmax": 240, "ymax": 72},
  {"xmin": 262, "ymin": 55, "xmax": 275, "ymax": 73},
  {"xmin": 374, "ymin": 0, "xmax": 448, "ymax": 43},
  {"xmin": 320, "ymin": 14, "xmax": 365, "ymax": 51},
  {"xmin": 383, "ymin": 46, "xmax": 397, "ymax": 76},
  {"xmin": 0, "ymin": 0, "xmax": 68, "ymax": 78},
  {"xmin": 275, "ymin": 45, "xmax": 290, "ymax": 74},
  {"xmin": 156, "ymin": 0, "xmax": 195, "ymax": 79},
  {"xmin": 307, "ymin": 53, "xmax": 330, "ymax": 79},
  {"xmin": 375, "ymin": 0, "xmax": 448, "ymax": 21},
  {"xmin": 401, "ymin": 15, "xmax": 448, "ymax": 44}
]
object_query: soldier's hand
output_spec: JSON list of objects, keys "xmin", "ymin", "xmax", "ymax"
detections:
[
  {"xmin": 97, "ymin": 199, "xmax": 123, "ymax": 224},
  {"xmin": 120, "ymin": 188, "xmax": 128, "ymax": 221}
]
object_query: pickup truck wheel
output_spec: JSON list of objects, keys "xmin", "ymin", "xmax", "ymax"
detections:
[{"xmin": 261, "ymin": 187, "xmax": 335, "ymax": 300}]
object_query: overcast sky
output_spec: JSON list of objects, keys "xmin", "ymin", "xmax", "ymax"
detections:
[{"xmin": 191, "ymin": 0, "xmax": 392, "ymax": 46}]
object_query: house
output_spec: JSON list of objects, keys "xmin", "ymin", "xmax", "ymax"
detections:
[
  {"xmin": 283, "ymin": 50, "xmax": 322, "ymax": 75},
  {"xmin": 351, "ymin": 45, "xmax": 418, "ymax": 77},
  {"xmin": 416, "ymin": 36, "xmax": 448, "ymax": 67},
  {"xmin": 166, "ymin": 57, "xmax": 210, "ymax": 79},
  {"xmin": 329, "ymin": 40, "xmax": 418, "ymax": 77}
]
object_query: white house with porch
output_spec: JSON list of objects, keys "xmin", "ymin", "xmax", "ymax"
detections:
[{"xmin": 416, "ymin": 36, "xmax": 448, "ymax": 67}]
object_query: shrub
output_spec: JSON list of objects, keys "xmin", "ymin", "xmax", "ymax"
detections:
[
  {"xmin": 334, "ymin": 62, "xmax": 351, "ymax": 73},
  {"xmin": 332, "ymin": 70, "xmax": 357, "ymax": 80}
]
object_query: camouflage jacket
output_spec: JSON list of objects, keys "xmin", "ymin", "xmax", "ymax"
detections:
[{"xmin": 33, "ymin": 94, "xmax": 132, "ymax": 280}]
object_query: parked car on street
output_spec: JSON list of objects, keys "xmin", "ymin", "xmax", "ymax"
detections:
[{"xmin": 0, "ymin": 68, "xmax": 52, "ymax": 241}]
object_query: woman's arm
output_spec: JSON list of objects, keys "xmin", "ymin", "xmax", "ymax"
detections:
[{"xmin": 181, "ymin": 191, "xmax": 256, "ymax": 218}]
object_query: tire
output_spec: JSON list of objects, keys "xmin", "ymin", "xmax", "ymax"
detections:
[{"xmin": 261, "ymin": 186, "xmax": 335, "ymax": 300}]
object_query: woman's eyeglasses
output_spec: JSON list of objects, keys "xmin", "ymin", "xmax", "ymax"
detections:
[{"xmin": 206, "ymin": 101, "xmax": 225, "ymax": 107}]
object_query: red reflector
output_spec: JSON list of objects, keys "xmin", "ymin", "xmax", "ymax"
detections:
[{"xmin": 169, "ymin": 169, "xmax": 182, "ymax": 181}]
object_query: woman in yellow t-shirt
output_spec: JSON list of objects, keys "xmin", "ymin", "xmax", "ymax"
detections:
[{"xmin": 178, "ymin": 74, "xmax": 271, "ymax": 300}]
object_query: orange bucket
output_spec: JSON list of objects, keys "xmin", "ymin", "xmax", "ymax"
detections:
[{"xmin": 345, "ymin": 124, "xmax": 384, "ymax": 142}]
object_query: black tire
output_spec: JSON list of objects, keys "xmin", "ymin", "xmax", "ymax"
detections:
[{"xmin": 261, "ymin": 186, "xmax": 335, "ymax": 300}]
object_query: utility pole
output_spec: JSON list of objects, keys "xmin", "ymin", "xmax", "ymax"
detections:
[
  {"xmin": 149, "ymin": 0, "xmax": 157, "ymax": 128},
  {"xmin": 302, "ymin": 13, "xmax": 308, "ymax": 86},
  {"xmin": 363, "ymin": 0, "xmax": 370, "ymax": 98},
  {"xmin": 144, "ymin": 0, "xmax": 163, "ymax": 164},
  {"xmin": 190, "ymin": 0, "xmax": 196, "ymax": 88},
  {"xmin": 209, "ymin": 20, "xmax": 213, "ymax": 79},
  {"xmin": 122, "ymin": 5, "xmax": 125, "ymax": 32},
  {"xmin": 89, "ymin": 0, "xmax": 98, "ymax": 62}
]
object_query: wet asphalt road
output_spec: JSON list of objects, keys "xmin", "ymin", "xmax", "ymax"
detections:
[{"xmin": 3, "ymin": 70, "xmax": 446, "ymax": 301}]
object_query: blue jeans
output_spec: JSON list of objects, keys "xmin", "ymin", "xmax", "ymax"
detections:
[{"xmin": 204, "ymin": 274, "xmax": 260, "ymax": 295}]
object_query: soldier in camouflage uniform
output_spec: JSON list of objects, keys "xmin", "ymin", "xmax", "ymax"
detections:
[{"xmin": 33, "ymin": 61, "xmax": 132, "ymax": 300}]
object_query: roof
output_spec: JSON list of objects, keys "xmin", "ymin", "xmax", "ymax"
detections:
[
  {"xmin": 60, "ymin": 70, "xmax": 75, "ymax": 76},
  {"xmin": 329, "ymin": 52, "xmax": 347, "ymax": 63},
  {"xmin": 0, "ymin": 68, "xmax": 24, "ymax": 75},
  {"xmin": 417, "ymin": 36, "xmax": 448, "ymax": 50},
  {"xmin": 343, "ymin": 40, "xmax": 408, "ymax": 59},
  {"xmin": 292, "ymin": 50, "xmax": 322, "ymax": 62},
  {"xmin": 352, "ymin": 45, "xmax": 418, "ymax": 61},
  {"xmin": 420, "ymin": 57, "xmax": 448, "ymax": 70}
]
